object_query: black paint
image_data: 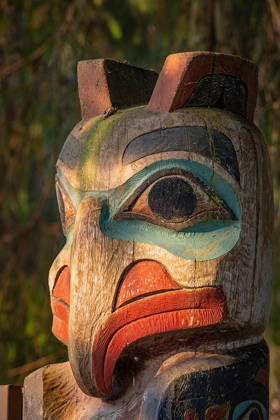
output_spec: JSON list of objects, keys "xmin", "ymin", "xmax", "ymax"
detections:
[
  {"xmin": 56, "ymin": 184, "xmax": 66, "ymax": 232},
  {"xmin": 59, "ymin": 134, "xmax": 81, "ymax": 170},
  {"xmin": 140, "ymin": 341, "xmax": 269, "ymax": 420},
  {"xmin": 209, "ymin": 129, "xmax": 240, "ymax": 179},
  {"xmin": 185, "ymin": 74, "xmax": 247, "ymax": 118},
  {"xmin": 104, "ymin": 59, "xmax": 158, "ymax": 109},
  {"xmin": 148, "ymin": 177, "xmax": 197, "ymax": 222},
  {"xmin": 123, "ymin": 126, "xmax": 240, "ymax": 181}
]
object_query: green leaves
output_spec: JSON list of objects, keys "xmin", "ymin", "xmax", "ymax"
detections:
[{"xmin": 106, "ymin": 15, "xmax": 122, "ymax": 40}]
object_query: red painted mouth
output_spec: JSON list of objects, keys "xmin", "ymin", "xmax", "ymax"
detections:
[
  {"xmin": 92, "ymin": 262, "xmax": 226, "ymax": 396},
  {"xmin": 51, "ymin": 266, "xmax": 70, "ymax": 345}
]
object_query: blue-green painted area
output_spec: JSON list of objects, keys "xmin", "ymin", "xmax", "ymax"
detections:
[
  {"xmin": 64, "ymin": 225, "xmax": 74, "ymax": 249},
  {"xmin": 106, "ymin": 160, "xmax": 241, "ymax": 219},
  {"xmin": 57, "ymin": 159, "xmax": 241, "ymax": 261},
  {"xmin": 233, "ymin": 401, "xmax": 267, "ymax": 419},
  {"xmin": 100, "ymin": 205, "xmax": 240, "ymax": 260}
]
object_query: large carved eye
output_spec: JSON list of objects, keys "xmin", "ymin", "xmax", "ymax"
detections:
[
  {"xmin": 114, "ymin": 173, "xmax": 236, "ymax": 230},
  {"xmin": 56, "ymin": 179, "xmax": 76, "ymax": 234}
]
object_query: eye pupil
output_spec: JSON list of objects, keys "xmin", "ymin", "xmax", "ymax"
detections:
[
  {"xmin": 148, "ymin": 177, "xmax": 197, "ymax": 222},
  {"xmin": 249, "ymin": 409, "xmax": 261, "ymax": 420}
]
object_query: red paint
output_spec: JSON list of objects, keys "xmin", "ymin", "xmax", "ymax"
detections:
[
  {"xmin": 115, "ymin": 261, "xmax": 180, "ymax": 309},
  {"xmin": 78, "ymin": 59, "xmax": 158, "ymax": 119},
  {"xmin": 205, "ymin": 403, "xmax": 229, "ymax": 419},
  {"xmin": 52, "ymin": 315, "xmax": 68, "ymax": 345},
  {"xmin": 255, "ymin": 367, "xmax": 269, "ymax": 389},
  {"xmin": 184, "ymin": 409, "xmax": 198, "ymax": 420},
  {"xmin": 51, "ymin": 266, "xmax": 70, "ymax": 345},
  {"xmin": 147, "ymin": 52, "xmax": 257, "ymax": 120},
  {"xmin": 52, "ymin": 266, "xmax": 70, "ymax": 306},
  {"xmin": 104, "ymin": 308, "xmax": 223, "ymax": 394},
  {"xmin": 51, "ymin": 298, "xmax": 69, "ymax": 324},
  {"xmin": 92, "ymin": 287, "xmax": 226, "ymax": 396}
]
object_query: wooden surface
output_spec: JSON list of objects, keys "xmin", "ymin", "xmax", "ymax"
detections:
[
  {"xmin": 49, "ymin": 104, "xmax": 273, "ymax": 402},
  {"xmin": 24, "ymin": 52, "xmax": 274, "ymax": 418},
  {"xmin": 78, "ymin": 59, "xmax": 158, "ymax": 119},
  {"xmin": 140, "ymin": 341, "xmax": 269, "ymax": 420},
  {"xmin": 0, "ymin": 385, "xmax": 22, "ymax": 420},
  {"xmin": 52, "ymin": 106, "xmax": 273, "ymax": 386},
  {"xmin": 23, "ymin": 341, "xmax": 269, "ymax": 419},
  {"xmin": 147, "ymin": 52, "xmax": 258, "ymax": 120},
  {"xmin": 114, "ymin": 260, "xmax": 180, "ymax": 309},
  {"xmin": 54, "ymin": 105, "xmax": 273, "ymax": 332}
]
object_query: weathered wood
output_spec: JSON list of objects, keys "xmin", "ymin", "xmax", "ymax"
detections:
[
  {"xmin": 114, "ymin": 260, "xmax": 180, "ymax": 309},
  {"xmin": 0, "ymin": 385, "xmax": 22, "ymax": 420},
  {"xmin": 185, "ymin": 74, "xmax": 248, "ymax": 117},
  {"xmin": 122, "ymin": 126, "xmax": 240, "ymax": 181},
  {"xmin": 24, "ymin": 51, "xmax": 273, "ymax": 419},
  {"xmin": 147, "ymin": 52, "xmax": 258, "ymax": 120},
  {"xmin": 78, "ymin": 59, "xmax": 158, "ymax": 119},
  {"xmin": 140, "ymin": 341, "xmax": 269, "ymax": 419},
  {"xmin": 23, "ymin": 363, "xmax": 96, "ymax": 420}
]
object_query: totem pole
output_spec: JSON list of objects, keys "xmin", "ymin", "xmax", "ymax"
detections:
[{"xmin": 23, "ymin": 52, "xmax": 274, "ymax": 419}]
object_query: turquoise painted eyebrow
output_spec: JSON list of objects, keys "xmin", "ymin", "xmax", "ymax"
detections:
[
  {"xmin": 57, "ymin": 159, "xmax": 241, "ymax": 261},
  {"xmin": 56, "ymin": 159, "xmax": 241, "ymax": 219},
  {"xmin": 57, "ymin": 159, "xmax": 241, "ymax": 219},
  {"xmin": 107, "ymin": 160, "xmax": 241, "ymax": 219}
]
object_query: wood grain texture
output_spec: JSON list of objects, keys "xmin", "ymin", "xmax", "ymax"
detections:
[
  {"xmin": 23, "ymin": 357, "xmax": 183, "ymax": 420},
  {"xmin": 122, "ymin": 126, "xmax": 240, "ymax": 181},
  {"xmin": 185, "ymin": 74, "xmax": 247, "ymax": 118},
  {"xmin": 27, "ymin": 53, "xmax": 274, "ymax": 418},
  {"xmin": 147, "ymin": 52, "xmax": 258, "ymax": 120},
  {"xmin": 68, "ymin": 197, "xmax": 134, "ymax": 397},
  {"xmin": 140, "ymin": 341, "xmax": 269, "ymax": 420},
  {"xmin": 0, "ymin": 385, "xmax": 22, "ymax": 420},
  {"xmin": 23, "ymin": 363, "xmax": 96, "ymax": 420},
  {"xmin": 50, "ymin": 106, "xmax": 273, "ymax": 401},
  {"xmin": 78, "ymin": 59, "xmax": 158, "ymax": 119},
  {"xmin": 114, "ymin": 260, "xmax": 180, "ymax": 309},
  {"xmin": 92, "ymin": 287, "xmax": 225, "ymax": 395},
  {"xmin": 55, "ymin": 106, "xmax": 273, "ymax": 336},
  {"xmin": 23, "ymin": 343, "xmax": 268, "ymax": 418}
]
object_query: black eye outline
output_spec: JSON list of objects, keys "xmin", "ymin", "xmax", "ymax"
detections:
[
  {"xmin": 55, "ymin": 177, "xmax": 76, "ymax": 235},
  {"xmin": 113, "ymin": 168, "xmax": 236, "ymax": 231}
]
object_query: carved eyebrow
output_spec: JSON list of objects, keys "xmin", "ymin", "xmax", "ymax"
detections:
[{"xmin": 122, "ymin": 126, "xmax": 240, "ymax": 182}]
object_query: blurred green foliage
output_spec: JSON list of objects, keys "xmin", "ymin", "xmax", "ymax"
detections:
[{"xmin": 1, "ymin": 0, "xmax": 280, "ymax": 393}]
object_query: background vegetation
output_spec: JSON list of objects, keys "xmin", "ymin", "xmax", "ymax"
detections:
[{"xmin": 1, "ymin": 0, "xmax": 280, "ymax": 406}]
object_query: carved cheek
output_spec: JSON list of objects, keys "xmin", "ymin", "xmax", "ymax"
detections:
[
  {"xmin": 216, "ymin": 126, "xmax": 274, "ymax": 332},
  {"xmin": 133, "ymin": 242, "xmax": 221, "ymax": 288}
]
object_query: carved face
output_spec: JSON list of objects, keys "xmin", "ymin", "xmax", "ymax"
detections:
[{"xmin": 48, "ymin": 53, "xmax": 273, "ymax": 398}]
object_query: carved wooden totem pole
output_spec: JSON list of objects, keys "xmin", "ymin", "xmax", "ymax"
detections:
[{"xmin": 24, "ymin": 52, "xmax": 274, "ymax": 419}]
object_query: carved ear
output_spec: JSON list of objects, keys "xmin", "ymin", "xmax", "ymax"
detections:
[
  {"xmin": 147, "ymin": 52, "xmax": 258, "ymax": 120},
  {"xmin": 78, "ymin": 59, "xmax": 158, "ymax": 119}
]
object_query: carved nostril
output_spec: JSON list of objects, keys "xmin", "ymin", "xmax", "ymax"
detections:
[{"xmin": 52, "ymin": 265, "xmax": 71, "ymax": 306}]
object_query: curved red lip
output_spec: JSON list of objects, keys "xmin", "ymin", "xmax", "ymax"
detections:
[
  {"xmin": 92, "ymin": 287, "xmax": 226, "ymax": 396},
  {"xmin": 51, "ymin": 266, "xmax": 71, "ymax": 345}
]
